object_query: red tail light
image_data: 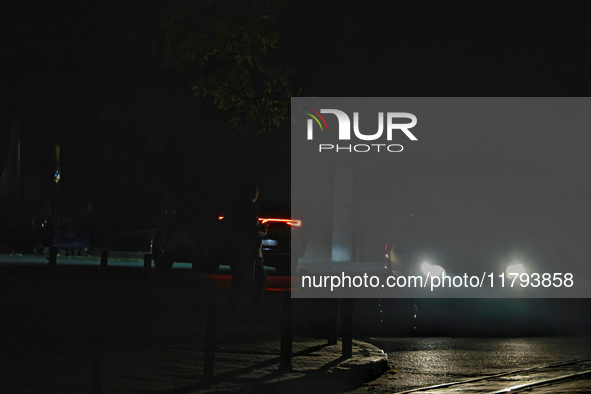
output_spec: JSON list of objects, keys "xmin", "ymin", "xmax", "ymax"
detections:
[{"xmin": 259, "ymin": 218, "xmax": 302, "ymax": 227}]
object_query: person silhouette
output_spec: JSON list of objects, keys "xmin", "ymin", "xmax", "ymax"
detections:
[{"xmin": 226, "ymin": 182, "xmax": 267, "ymax": 320}]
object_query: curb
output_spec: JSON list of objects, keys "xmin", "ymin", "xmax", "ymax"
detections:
[{"xmin": 332, "ymin": 340, "xmax": 389, "ymax": 379}]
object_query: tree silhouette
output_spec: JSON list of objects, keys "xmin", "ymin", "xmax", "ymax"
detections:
[{"xmin": 158, "ymin": 0, "xmax": 293, "ymax": 135}]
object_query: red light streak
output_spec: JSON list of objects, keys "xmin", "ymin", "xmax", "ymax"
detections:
[{"xmin": 259, "ymin": 218, "xmax": 302, "ymax": 227}]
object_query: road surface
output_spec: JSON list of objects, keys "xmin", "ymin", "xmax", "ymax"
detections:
[{"xmin": 356, "ymin": 337, "xmax": 591, "ymax": 393}]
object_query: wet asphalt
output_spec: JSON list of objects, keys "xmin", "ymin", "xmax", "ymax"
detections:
[{"xmin": 353, "ymin": 337, "xmax": 591, "ymax": 393}]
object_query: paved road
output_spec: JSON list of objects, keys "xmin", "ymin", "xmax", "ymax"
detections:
[{"xmin": 353, "ymin": 337, "xmax": 591, "ymax": 393}]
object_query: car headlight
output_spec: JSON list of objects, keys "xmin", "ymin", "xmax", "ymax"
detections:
[
  {"xmin": 505, "ymin": 262, "xmax": 525, "ymax": 278},
  {"xmin": 421, "ymin": 261, "xmax": 445, "ymax": 277}
]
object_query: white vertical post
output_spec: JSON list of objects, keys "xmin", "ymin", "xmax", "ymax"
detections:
[{"xmin": 331, "ymin": 167, "xmax": 354, "ymax": 262}]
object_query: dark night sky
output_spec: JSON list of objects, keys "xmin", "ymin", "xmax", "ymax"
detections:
[
  {"xmin": 4, "ymin": 1, "xmax": 591, "ymax": 133},
  {"xmin": 5, "ymin": 1, "xmax": 591, "ymax": 114},
  {"xmin": 281, "ymin": 1, "xmax": 591, "ymax": 96},
  {"xmin": 2, "ymin": 0, "xmax": 591, "ymax": 210}
]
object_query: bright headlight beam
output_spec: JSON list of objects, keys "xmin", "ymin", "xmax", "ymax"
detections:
[
  {"xmin": 506, "ymin": 263, "xmax": 525, "ymax": 278},
  {"xmin": 421, "ymin": 262, "xmax": 445, "ymax": 277}
]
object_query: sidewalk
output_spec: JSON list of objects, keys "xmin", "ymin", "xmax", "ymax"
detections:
[
  {"xmin": 174, "ymin": 323, "xmax": 389, "ymax": 394},
  {"xmin": 2, "ymin": 320, "xmax": 388, "ymax": 393},
  {"xmin": 27, "ymin": 317, "xmax": 390, "ymax": 393},
  {"xmin": 0, "ymin": 259, "xmax": 389, "ymax": 393}
]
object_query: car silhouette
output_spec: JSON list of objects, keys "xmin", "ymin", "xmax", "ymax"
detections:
[{"xmin": 151, "ymin": 200, "xmax": 302, "ymax": 276}]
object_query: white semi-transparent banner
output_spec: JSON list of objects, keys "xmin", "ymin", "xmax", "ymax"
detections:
[{"xmin": 291, "ymin": 98, "xmax": 591, "ymax": 298}]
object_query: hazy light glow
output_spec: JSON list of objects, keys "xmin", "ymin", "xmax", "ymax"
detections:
[
  {"xmin": 506, "ymin": 263, "xmax": 526, "ymax": 278},
  {"xmin": 421, "ymin": 261, "xmax": 445, "ymax": 277}
]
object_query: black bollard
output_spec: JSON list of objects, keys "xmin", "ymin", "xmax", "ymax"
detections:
[
  {"xmin": 91, "ymin": 299, "xmax": 106, "ymax": 393},
  {"xmin": 342, "ymin": 298, "xmax": 353, "ymax": 359},
  {"xmin": 279, "ymin": 291, "xmax": 293, "ymax": 371},
  {"xmin": 203, "ymin": 297, "xmax": 217, "ymax": 384},
  {"xmin": 48, "ymin": 246, "xmax": 57, "ymax": 266},
  {"xmin": 142, "ymin": 254, "xmax": 151, "ymax": 315},
  {"xmin": 99, "ymin": 250, "xmax": 108, "ymax": 276},
  {"xmin": 327, "ymin": 298, "xmax": 340, "ymax": 345}
]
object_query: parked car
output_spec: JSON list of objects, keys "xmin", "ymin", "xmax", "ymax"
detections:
[
  {"xmin": 32, "ymin": 198, "xmax": 99, "ymax": 256},
  {"xmin": 257, "ymin": 201, "xmax": 303, "ymax": 275},
  {"xmin": 151, "ymin": 200, "xmax": 302, "ymax": 276},
  {"xmin": 150, "ymin": 207, "xmax": 217, "ymax": 271}
]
